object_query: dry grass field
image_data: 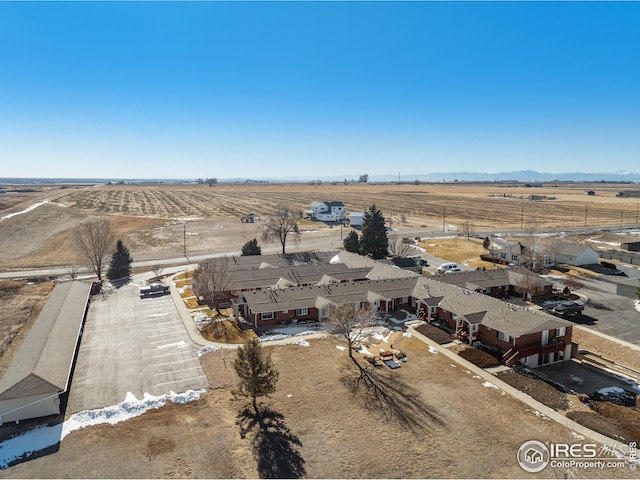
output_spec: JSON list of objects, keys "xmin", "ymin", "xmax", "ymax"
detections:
[
  {"xmin": 1, "ymin": 181, "xmax": 640, "ymax": 271},
  {"xmin": 2, "ymin": 335, "xmax": 634, "ymax": 479}
]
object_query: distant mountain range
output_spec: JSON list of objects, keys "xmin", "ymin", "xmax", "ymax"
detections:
[
  {"xmin": 231, "ymin": 170, "xmax": 640, "ymax": 183},
  {"xmin": 1, "ymin": 170, "xmax": 639, "ymax": 184}
]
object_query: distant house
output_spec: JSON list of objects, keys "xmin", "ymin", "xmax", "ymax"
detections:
[
  {"xmin": 307, "ymin": 201, "xmax": 345, "ymax": 222},
  {"xmin": 585, "ymin": 190, "xmax": 595, "ymax": 196},
  {"xmin": 621, "ymin": 241, "xmax": 640, "ymax": 252},
  {"xmin": 616, "ymin": 190, "xmax": 640, "ymax": 198},
  {"xmin": 487, "ymin": 237, "xmax": 554, "ymax": 269},
  {"xmin": 555, "ymin": 243, "xmax": 599, "ymax": 266}
]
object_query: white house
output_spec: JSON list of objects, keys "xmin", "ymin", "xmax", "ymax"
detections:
[
  {"xmin": 555, "ymin": 243, "xmax": 599, "ymax": 266},
  {"xmin": 307, "ymin": 201, "xmax": 345, "ymax": 222},
  {"xmin": 488, "ymin": 237, "xmax": 554, "ymax": 269}
]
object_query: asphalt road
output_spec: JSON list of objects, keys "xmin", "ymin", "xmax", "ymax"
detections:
[{"xmin": 66, "ymin": 274, "xmax": 209, "ymax": 413}]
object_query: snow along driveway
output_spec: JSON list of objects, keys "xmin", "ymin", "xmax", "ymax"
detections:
[{"xmin": 66, "ymin": 279, "xmax": 208, "ymax": 413}]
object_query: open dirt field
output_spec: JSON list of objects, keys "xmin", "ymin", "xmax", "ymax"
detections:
[
  {"xmin": 2, "ymin": 334, "xmax": 634, "ymax": 479},
  {"xmin": 1, "ymin": 182, "xmax": 640, "ymax": 271}
]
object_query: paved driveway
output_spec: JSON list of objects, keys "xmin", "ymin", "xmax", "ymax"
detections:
[
  {"xmin": 67, "ymin": 278, "xmax": 208, "ymax": 413},
  {"xmin": 566, "ymin": 275, "xmax": 640, "ymax": 346}
]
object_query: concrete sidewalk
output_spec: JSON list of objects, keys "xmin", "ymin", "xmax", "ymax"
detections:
[{"xmin": 407, "ymin": 324, "xmax": 628, "ymax": 452}]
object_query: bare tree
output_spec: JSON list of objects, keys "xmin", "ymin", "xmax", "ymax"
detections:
[
  {"xmin": 562, "ymin": 277, "xmax": 585, "ymax": 294},
  {"xmin": 327, "ymin": 303, "xmax": 376, "ymax": 360},
  {"xmin": 388, "ymin": 237, "xmax": 414, "ymax": 257},
  {"xmin": 460, "ymin": 220, "xmax": 476, "ymax": 240},
  {"xmin": 513, "ymin": 272, "xmax": 547, "ymax": 300},
  {"xmin": 75, "ymin": 218, "xmax": 116, "ymax": 281},
  {"xmin": 193, "ymin": 258, "xmax": 235, "ymax": 315},
  {"xmin": 520, "ymin": 221, "xmax": 544, "ymax": 270},
  {"xmin": 261, "ymin": 205, "xmax": 301, "ymax": 255}
]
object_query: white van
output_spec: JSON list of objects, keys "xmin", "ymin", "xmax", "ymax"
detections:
[{"xmin": 436, "ymin": 262, "xmax": 461, "ymax": 274}]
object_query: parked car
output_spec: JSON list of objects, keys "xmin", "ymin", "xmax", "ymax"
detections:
[
  {"xmin": 436, "ymin": 262, "xmax": 461, "ymax": 274},
  {"xmin": 541, "ymin": 299, "xmax": 584, "ymax": 318}
]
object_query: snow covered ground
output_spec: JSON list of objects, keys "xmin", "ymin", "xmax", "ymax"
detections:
[{"xmin": 0, "ymin": 390, "xmax": 205, "ymax": 470}]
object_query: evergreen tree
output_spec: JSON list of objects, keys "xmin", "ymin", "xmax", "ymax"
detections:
[
  {"xmin": 107, "ymin": 239, "xmax": 133, "ymax": 281},
  {"xmin": 233, "ymin": 339, "xmax": 279, "ymax": 412},
  {"xmin": 241, "ymin": 238, "xmax": 262, "ymax": 256},
  {"xmin": 343, "ymin": 230, "xmax": 359, "ymax": 253},
  {"xmin": 359, "ymin": 204, "xmax": 388, "ymax": 259}
]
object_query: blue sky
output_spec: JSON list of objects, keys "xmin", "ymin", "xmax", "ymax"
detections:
[{"xmin": 1, "ymin": 1, "xmax": 639, "ymax": 180}]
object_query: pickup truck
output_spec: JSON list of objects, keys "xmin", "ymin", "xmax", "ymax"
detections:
[
  {"xmin": 139, "ymin": 282, "xmax": 170, "ymax": 298},
  {"xmin": 541, "ymin": 299, "xmax": 584, "ymax": 318}
]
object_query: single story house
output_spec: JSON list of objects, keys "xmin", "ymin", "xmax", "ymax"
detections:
[
  {"xmin": 555, "ymin": 243, "xmax": 599, "ymax": 266},
  {"xmin": 0, "ymin": 281, "xmax": 92, "ymax": 425},
  {"xmin": 431, "ymin": 266, "xmax": 553, "ymax": 299},
  {"xmin": 306, "ymin": 201, "xmax": 345, "ymax": 222}
]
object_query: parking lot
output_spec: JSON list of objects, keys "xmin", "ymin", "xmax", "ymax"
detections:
[
  {"xmin": 67, "ymin": 278, "xmax": 208, "ymax": 413},
  {"xmin": 570, "ymin": 273, "xmax": 640, "ymax": 347}
]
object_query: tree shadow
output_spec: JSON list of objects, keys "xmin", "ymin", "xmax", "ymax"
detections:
[
  {"xmin": 236, "ymin": 406, "xmax": 306, "ymax": 479},
  {"xmin": 109, "ymin": 276, "xmax": 132, "ymax": 289},
  {"xmin": 340, "ymin": 358, "xmax": 446, "ymax": 433}
]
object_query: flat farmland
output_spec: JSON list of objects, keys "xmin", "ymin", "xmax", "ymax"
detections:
[{"xmin": 1, "ymin": 182, "xmax": 639, "ymax": 271}]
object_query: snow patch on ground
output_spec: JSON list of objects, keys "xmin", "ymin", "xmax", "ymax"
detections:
[
  {"xmin": 330, "ymin": 254, "xmax": 341, "ymax": 264},
  {"xmin": 0, "ymin": 390, "xmax": 205, "ymax": 469},
  {"xmin": 597, "ymin": 386, "xmax": 625, "ymax": 395},
  {"xmin": 0, "ymin": 201, "xmax": 50, "ymax": 222},
  {"xmin": 482, "ymin": 381, "xmax": 499, "ymax": 389},
  {"xmin": 287, "ymin": 339, "xmax": 310, "ymax": 347},
  {"xmin": 403, "ymin": 332, "xmax": 412, "ymax": 338},
  {"xmin": 197, "ymin": 345, "xmax": 219, "ymax": 357},
  {"xmin": 336, "ymin": 345, "xmax": 346, "ymax": 351},
  {"xmin": 586, "ymin": 237, "xmax": 620, "ymax": 247},
  {"xmin": 635, "ymin": 300, "xmax": 640, "ymax": 313},
  {"xmin": 429, "ymin": 346, "xmax": 438, "ymax": 354}
]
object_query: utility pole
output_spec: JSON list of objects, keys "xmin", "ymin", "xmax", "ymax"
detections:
[
  {"xmin": 620, "ymin": 210, "xmax": 624, "ymax": 233},
  {"xmin": 183, "ymin": 223, "xmax": 187, "ymax": 258},
  {"xmin": 443, "ymin": 206, "xmax": 446, "ymax": 232},
  {"xmin": 520, "ymin": 205, "xmax": 524, "ymax": 229},
  {"xmin": 584, "ymin": 204, "xmax": 588, "ymax": 227},
  {"xmin": 636, "ymin": 203, "xmax": 639, "ymax": 223}
]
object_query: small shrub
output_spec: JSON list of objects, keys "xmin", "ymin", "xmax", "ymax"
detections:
[{"xmin": 0, "ymin": 280, "xmax": 26, "ymax": 291}]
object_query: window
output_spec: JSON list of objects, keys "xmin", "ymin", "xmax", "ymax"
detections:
[
  {"xmin": 296, "ymin": 307, "xmax": 309, "ymax": 316},
  {"xmin": 497, "ymin": 331, "xmax": 511, "ymax": 343},
  {"xmin": 400, "ymin": 296, "xmax": 408, "ymax": 304},
  {"xmin": 555, "ymin": 327, "xmax": 566, "ymax": 337},
  {"xmin": 512, "ymin": 255, "xmax": 518, "ymax": 262},
  {"xmin": 261, "ymin": 312, "xmax": 274, "ymax": 320}
]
